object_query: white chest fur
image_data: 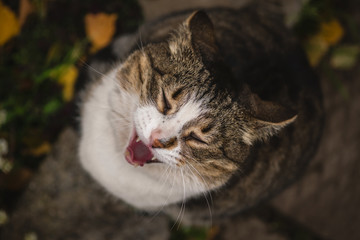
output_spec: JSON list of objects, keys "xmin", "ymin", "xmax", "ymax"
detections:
[{"xmin": 79, "ymin": 68, "xmax": 206, "ymax": 210}]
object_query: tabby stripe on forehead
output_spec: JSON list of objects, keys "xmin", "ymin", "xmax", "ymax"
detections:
[
  {"xmin": 137, "ymin": 61, "xmax": 143, "ymax": 84},
  {"xmin": 148, "ymin": 77, "xmax": 158, "ymax": 102},
  {"xmin": 147, "ymin": 53, "xmax": 166, "ymax": 76},
  {"xmin": 141, "ymin": 55, "xmax": 158, "ymax": 100}
]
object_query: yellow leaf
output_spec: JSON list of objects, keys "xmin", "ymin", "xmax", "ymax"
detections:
[
  {"xmin": 58, "ymin": 65, "xmax": 78, "ymax": 101},
  {"xmin": 29, "ymin": 141, "xmax": 51, "ymax": 156},
  {"xmin": 304, "ymin": 35, "xmax": 329, "ymax": 67},
  {"xmin": 18, "ymin": 0, "xmax": 34, "ymax": 28},
  {"xmin": 319, "ymin": 19, "xmax": 344, "ymax": 46},
  {"xmin": 304, "ymin": 19, "xmax": 344, "ymax": 67},
  {"xmin": 84, "ymin": 13, "xmax": 117, "ymax": 53},
  {"xmin": 0, "ymin": 1, "xmax": 20, "ymax": 46},
  {"xmin": 0, "ymin": 210, "xmax": 8, "ymax": 225}
]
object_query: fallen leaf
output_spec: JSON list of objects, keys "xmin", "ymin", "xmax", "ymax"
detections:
[
  {"xmin": 330, "ymin": 45, "xmax": 360, "ymax": 70},
  {"xmin": 0, "ymin": 167, "xmax": 33, "ymax": 190},
  {"xmin": 0, "ymin": 159, "xmax": 13, "ymax": 173},
  {"xmin": 18, "ymin": 0, "xmax": 34, "ymax": 28},
  {"xmin": 0, "ymin": 210, "xmax": 8, "ymax": 225},
  {"xmin": 84, "ymin": 13, "xmax": 118, "ymax": 53},
  {"xmin": 29, "ymin": 141, "xmax": 51, "ymax": 156},
  {"xmin": 0, "ymin": 138, "xmax": 8, "ymax": 155},
  {"xmin": 58, "ymin": 65, "xmax": 78, "ymax": 101},
  {"xmin": 304, "ymin": 18, "xmax": 344, "ymax": 67},
  {"xmin": 304, "ymin": 35, "xmax": 329, "ymax": 67},
  {"xmin": 24, "ymin": 232, "xmax": 38, "ymax": 240},
  {"xmin": 319, "ymin": 19, "xmax": 344, "ymax": 46},
  {"xmin": 0, "ymin": 1, "xmax": 20, "ymax": 46}
]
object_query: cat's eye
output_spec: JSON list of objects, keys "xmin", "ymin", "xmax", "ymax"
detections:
[
  {"xmin": 161, "ymin": 89, "xmax": 171, "ymax": 115},
  {"xmin": 185, "ymin": 132, "xmax": 207, "ymax": 145},
  {"xmin": 171, "ymin": 87, "xmax": 184, "ymax": 100}
]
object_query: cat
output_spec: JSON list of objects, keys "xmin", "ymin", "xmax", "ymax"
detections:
[{"xmin": 78, "ymin": 3, "xmax": 323, "ymax": 224}]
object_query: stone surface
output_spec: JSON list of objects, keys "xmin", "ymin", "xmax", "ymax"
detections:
[
  {"xmin": 138, "ymin": 0, "xmax": 251, "ymax": 21},
  {"xmin": 138, "ymin": 0, "xmax": 304, "ymax": 26},
  {"xmin": 217, "ymin": 215, "xmax": 287, "ymax": 240}
]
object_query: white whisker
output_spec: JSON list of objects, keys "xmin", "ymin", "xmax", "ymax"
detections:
[
  {"xmin": 80, "ymin": 59, "xmax": 109, "ymax": 79},
  {"xmin": 185, "ymin": 163, "xmax": 213, "ymax": 226},
  {"xmin": 147, "ymin": 166, "xmax": 176, "ymax": 221},
  {"xmin": 171, "ymin": 168, "xmax": 186, "ymax": 230}
]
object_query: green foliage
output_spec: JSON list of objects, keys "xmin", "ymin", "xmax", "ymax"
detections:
[
  {"xmin": 294, "ymin": 0, "xmax": 359, "ymax": 99},
  {"xmin": 0, "ymin": 0, "xmax": 142, "ymax": 174},
  {"xmin": 169, "ymin": 224, "xmax": 209, "ymax": 240},
  {"xmin": 293, "ymin": 0, "xmax": 335, "ymax": 38}
]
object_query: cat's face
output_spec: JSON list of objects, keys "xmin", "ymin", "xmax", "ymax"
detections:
[
  {"xmin": 116, "ymin": 43, "xmax": 242, "ymax": 189},
  {"xmin": 112, "ymin": 11, "xmax": 296, "ymax": 192}
]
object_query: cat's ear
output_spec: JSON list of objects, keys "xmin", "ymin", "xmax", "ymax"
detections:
[
  {"xmin": 186, "ymin": 10, "xmax": 218, "ymax": 63},
  {"xmin": 242, "ymin": 91, "xmax": 297, "ymax": 145}
]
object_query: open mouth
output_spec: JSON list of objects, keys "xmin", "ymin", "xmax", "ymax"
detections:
[{"xmin": 125, "ymin": 130, "xmax": 160, "ymax": 166}]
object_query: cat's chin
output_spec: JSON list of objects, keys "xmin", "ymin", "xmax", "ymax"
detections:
[{"xmin": 124, "ymin": 129, "xmax": 161, "ymax": 167}]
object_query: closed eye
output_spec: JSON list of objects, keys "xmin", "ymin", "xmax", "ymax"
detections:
[
  {"xmin": 171, "ymin": 87, "xmax": 184, "ymax": 100},
  {"xmin": 162, "ymin": 88, "xmax": 171, "ymax": 115},
  {"xmin": 185, "ymin": 132, "xmax": 208, "ymax": 145}
]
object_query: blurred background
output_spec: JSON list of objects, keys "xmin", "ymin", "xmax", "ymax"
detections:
[
  {"xmin": 0, "ymin": 0, "xmax": 143, "ymax": 210},
  {"xmin": 0, "ymin": 0, "xmax": 359, "ymax": 239}
]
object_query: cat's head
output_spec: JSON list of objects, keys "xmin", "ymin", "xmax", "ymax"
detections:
[{"xmin": 114, "ymin": 11, "xmax": 297, "ymax": 189}]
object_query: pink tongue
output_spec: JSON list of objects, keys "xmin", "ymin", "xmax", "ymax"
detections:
[{"xmin": 126, "ymin": 139, "xmax": 153, "ymax": 166}]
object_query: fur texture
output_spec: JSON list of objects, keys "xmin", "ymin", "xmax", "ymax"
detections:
[{"xmin": 79, "ymin": 4, "xmax": 323, "ymax": 223}]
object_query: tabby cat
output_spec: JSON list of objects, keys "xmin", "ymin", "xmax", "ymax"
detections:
[{"xmin": 79, "ymin": 3, "xmax": 323, "ymax": 223}]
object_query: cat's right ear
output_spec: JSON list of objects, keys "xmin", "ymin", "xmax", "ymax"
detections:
[
  {"xmin": 242, "ymin": 90, "xmax": 298, "ymax": 145},
  {"xmin": 186, "ymin": 11, "xmax": 218, "ymax": 63}
]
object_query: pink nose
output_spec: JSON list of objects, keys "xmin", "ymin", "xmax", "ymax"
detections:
[{"xmin": 149, "ymin": 129, "xmax": 162, "ymax": 147}]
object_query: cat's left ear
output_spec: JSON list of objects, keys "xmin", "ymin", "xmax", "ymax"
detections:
[
  {"xmin": 186, "ymin": 10, "xmax": 218, "ymax": 63},
  {"xmin": 242, "ymin": 91, "xmax": 298, "ymax": 145}
]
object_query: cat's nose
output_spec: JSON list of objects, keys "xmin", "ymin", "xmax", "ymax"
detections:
[
  {"xmin": 151, "ymin": 138, "xmax": 166, "ymax": 148},
  {"xmin": 151, "ymin": 137, "xmax": 177, "ymax": 149},
  {"xmin": 149, "ymin": 129, "xmax": 177, "ymax": 149},
  {"xmin": 149, "ymin": 129, "xmax": 162, "ymax": 145}
]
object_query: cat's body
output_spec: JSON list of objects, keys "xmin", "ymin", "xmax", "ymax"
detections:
[{"xmin": 79, "ymin": 4, "xmax": 323, "ymax": 223}]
